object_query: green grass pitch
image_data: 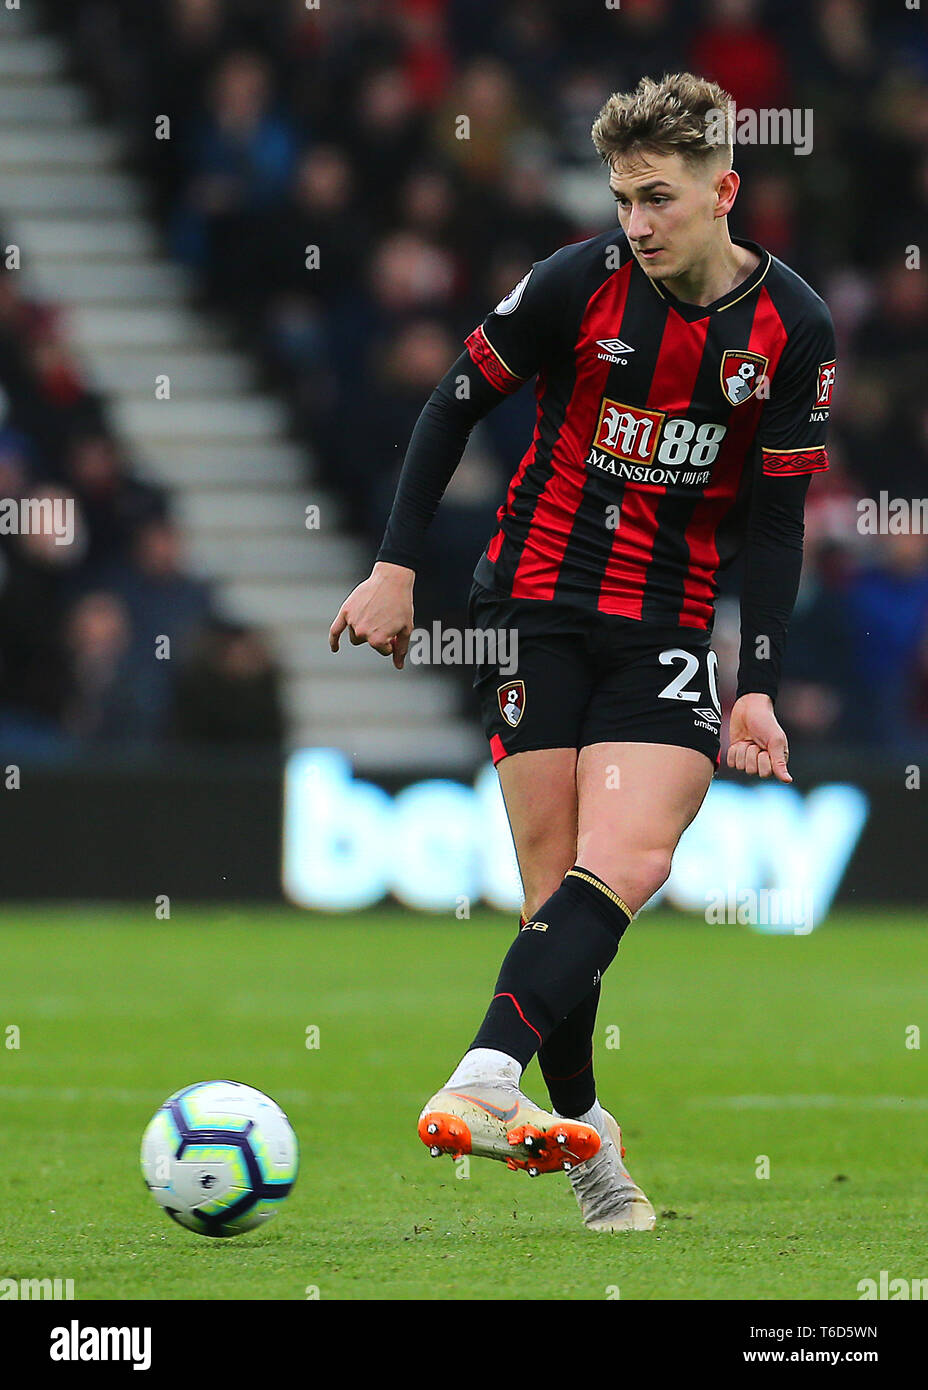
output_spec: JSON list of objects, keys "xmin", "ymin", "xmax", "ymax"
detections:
[{"xmin": 1, "ymin": 905, "xmax": 925, "ymax": 1301}]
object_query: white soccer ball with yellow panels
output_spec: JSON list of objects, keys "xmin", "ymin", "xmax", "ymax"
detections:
[{"xmin": 141, "ymin": 1080, "xmax": 299, "ymax": 1237}]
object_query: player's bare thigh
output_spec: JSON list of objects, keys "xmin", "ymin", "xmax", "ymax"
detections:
[
  {"xmin": 497, "ymin": 747, "xmax": 578, "ymax": 918},
  {"xmin": 576, "ymin": 742, "xmax": 713, "ymax": 914}
]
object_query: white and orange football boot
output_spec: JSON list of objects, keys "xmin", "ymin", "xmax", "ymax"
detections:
[
  {"xmin": 418, "ymin": 1081, "xmax": 600, "ymax": 1177},
  {"xmin": 566, "ymin": 1109, "xmax": 656, "ymax": 1231}
]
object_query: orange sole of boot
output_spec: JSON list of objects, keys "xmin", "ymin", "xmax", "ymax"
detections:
[
  {"xmin": 418, "ymin": 1111, "xmax": 473, "ymax": 1160},
  {"xmin": 418, "ymin": 1113, "xmax": 600, "ymax": 1176},
  {"xmin": 505, "ymin": 1121, "xmax": 600, "ymax": 1174}
]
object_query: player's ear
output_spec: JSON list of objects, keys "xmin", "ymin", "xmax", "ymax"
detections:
[{"xmin": 714, "ymin": 167, "xmax": 740, "ymax": 218}]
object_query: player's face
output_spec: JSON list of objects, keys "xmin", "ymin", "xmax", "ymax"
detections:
[{"xmin": 609, "ymin": 151, "xmax": 731, "ymax": 283}]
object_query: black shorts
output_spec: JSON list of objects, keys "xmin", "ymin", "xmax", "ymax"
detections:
[{"xmin": 467, "ymin": 581, "xmax": 722, "ymax": 770}]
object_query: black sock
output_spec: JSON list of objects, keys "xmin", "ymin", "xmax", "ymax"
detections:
[
  {"xmin": 537, "ymin": 982, "xmax": 601, "ymax": 1116},
  {"xmin": 470, "ymin": 867, "xmax": 631, "ymax": 1069}
]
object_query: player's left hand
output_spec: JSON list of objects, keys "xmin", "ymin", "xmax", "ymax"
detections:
[{"xmin": 726, "ymin": 692, "xmax": 791, "ymax": 782}]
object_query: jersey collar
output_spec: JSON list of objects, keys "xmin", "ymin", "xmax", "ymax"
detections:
[{"xmin": 643, "ymin": 238, "xmax": 771, "ymax": 321}]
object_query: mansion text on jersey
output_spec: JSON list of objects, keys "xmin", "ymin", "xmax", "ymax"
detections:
[{"xmin": 587, "ymin": 449, "xmax": 711, "ymax": 488}]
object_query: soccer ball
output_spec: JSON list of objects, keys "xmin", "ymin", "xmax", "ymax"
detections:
[{"xmin": 141, "ymin": 1080, "xmax": 299, "ymax": 1237}]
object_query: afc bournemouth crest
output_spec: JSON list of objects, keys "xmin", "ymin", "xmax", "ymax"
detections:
[
  {"xmin": 497, "ymin": 680, "xmax": 525, "ymax": 728},
  {"xmin": 720, "ymin": 350, "xmax": 769, "ymax": 406}
]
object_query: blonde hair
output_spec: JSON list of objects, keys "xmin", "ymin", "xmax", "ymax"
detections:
[{"xmin": 591, "ymin": 72, "xmax": 734, "ymax": 171}]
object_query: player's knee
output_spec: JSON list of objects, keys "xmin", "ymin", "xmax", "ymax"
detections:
[
  {"xmin": 582, "ymin": 846, "xmax": 672, "ymax": 916},
  {"xmin": 623, "ymin": 848, "xmax": 673, "ymax": 912}
]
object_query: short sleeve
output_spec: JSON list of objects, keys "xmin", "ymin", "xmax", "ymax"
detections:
[
  {"xmin": 464, "ymin": 250, "xmax": 570, "ymax": 394},
  {"xmin": 759, "ymin": 298, "xmax": 836, "ymax": 477}
]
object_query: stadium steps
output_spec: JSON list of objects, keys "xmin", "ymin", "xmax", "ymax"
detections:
[
  {"xmin": 0, "ymin": 5, "xmax": 478, "ymax": 773},
  {"xmin": 85, "ymin": 351, "xmax": 254, "ymax": 398},
  {"xmin": 139, "ymin": 443, "xmax": 304, "ymax": 491},
  {"xmin": 14, "ymin": 215, "xmax": 157, "ymax": 258},
  {"xmin": 27, "ymin": 258, "xmax": 192, "ymax": 303},
  {"xmin": 66, "ymin": 305, "xmax": 222, "ymax": 350}
]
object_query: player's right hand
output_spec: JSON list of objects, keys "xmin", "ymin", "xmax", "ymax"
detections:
[
  {"xmin": 329, "ymin": 562, "xmax": 415, "ymax": 670},
  {"xmin": 726, "ymin": 692, "xmax": 791, "ymax": 782}
]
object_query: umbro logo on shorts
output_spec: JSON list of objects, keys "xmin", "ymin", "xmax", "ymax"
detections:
[{"xmin": 693, "ymin": 707, "xmax": 721, "ymax": 724}]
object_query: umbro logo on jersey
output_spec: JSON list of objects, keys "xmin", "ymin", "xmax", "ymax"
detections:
[
  {"xmin": 693, "ymin": 707, "xmax": 721, "ymax": 724},
  {"xmin": 596, "ymin": 337, "xmax": 635, "ymax": 363}
]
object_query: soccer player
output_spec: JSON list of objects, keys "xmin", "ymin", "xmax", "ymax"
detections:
[{"xmin": 330, "ymin": 73, "xmax": 835, "ymax": 1231}]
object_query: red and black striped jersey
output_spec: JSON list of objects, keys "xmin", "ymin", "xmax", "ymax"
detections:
[{"xmin": 466, "ymin": 231, "xmax": 836, "ymax": 631}]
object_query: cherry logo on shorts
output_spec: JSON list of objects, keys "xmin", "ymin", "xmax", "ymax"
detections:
[{"xmin": 497, "ymin": 680, "xmax": 525, "ymax": 727}]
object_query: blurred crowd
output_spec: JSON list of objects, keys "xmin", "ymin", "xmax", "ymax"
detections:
[
  {"xmin": 29, "ymin": 0, "xmax": 928, "ymax": 755},
  {"xmin": 0, "ymin": 267, "xmax": 283, "ymax": 754}
]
